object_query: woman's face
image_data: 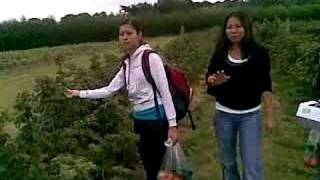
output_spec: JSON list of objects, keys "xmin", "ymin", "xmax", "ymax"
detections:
[
  {"xmin": 225, "ymin": 16, "xmax": 245, "ymax": 44},
  {"xmin": 119, "ymin": 24, "xmax": 142, "ymax": 52}
]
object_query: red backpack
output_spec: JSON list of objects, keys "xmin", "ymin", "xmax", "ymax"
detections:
[{"xmin": 141, "ymin": 50, "xmax": 196, "ymax": 130}]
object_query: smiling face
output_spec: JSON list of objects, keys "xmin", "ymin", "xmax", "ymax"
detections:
[
  {"xmin": 119, "ymin": 24, "xmax": 142, "ymax": 53},
  {"xmin": 225, "ymin": 16, "xmax": 245, "ymax": 44}
]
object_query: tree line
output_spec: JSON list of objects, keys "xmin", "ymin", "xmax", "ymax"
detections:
[{"xmin": 0, "ymin": 0, "xmax": 319, "ymax": 52}]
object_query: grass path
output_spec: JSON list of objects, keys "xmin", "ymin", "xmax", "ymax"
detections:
[{"xmin": 0, "ymin": 37, "xmax": 174, "ymax": 109}]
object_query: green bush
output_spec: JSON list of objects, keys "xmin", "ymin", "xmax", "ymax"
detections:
[
  {"xmin": 0, "ymin": 54, "xmax": 139, "ymax": 179},
  {"xmin": 160, "ymin": 29, "xmax": 217, "ymax": 83},
  {"xmin": 255, "ymin": 19, "xmax": 320, "ymax": 98}
]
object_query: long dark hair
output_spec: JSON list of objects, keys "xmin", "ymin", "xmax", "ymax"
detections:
[{"xmin": 215, "ymin": 11, "xmax": 256, "ymax": 58}]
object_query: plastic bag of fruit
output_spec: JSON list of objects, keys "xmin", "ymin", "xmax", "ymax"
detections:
[
  {"xmin": 158, "ymin": 139, "xmax": 193, "ymax": 180},
  {"xmin": 304, "ymin": 130, "xmax": 320, "ymax": 168}
]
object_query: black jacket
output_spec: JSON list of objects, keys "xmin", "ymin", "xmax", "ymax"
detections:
[{"xmin": 206, "ymin": 44, "xmax": 272, "ymax": 110}]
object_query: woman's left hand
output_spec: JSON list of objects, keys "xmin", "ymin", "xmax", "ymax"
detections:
[
  {"xmin": 168, "ymin": 126, "xmax": 179, "ymax": 144},
  {"xmin": 265, "ymin": 115, "xmax": 274, "ymax": 133},
  {"xmin": 262, "ymin": 91, "xmax": 273, "ymax": 133}
]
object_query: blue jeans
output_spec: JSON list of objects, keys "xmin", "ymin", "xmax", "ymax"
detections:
[{"xmin": 214, "ymin": 110, "xmax": 264, "ymax": 180}]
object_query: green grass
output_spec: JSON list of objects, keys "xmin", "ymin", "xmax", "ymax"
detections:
[
  {"xmin": 0, "ymin": 33, "xmax": 316, "ymax": 179},
  {"xmin": 0, "ymin": 35, "xmax": 176, "ymax": 146},
  {"xmin": 0, "ymin": 36, "xmax": 175, "ymax": 109},
  {"xmin": 0, "ymin": 43, "xmax": 110, "ymax": 109}
]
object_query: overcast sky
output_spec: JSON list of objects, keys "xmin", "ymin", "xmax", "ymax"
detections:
[{"xmin": 0, "ymin": 0, "xmax": 218, "ymax": 22}]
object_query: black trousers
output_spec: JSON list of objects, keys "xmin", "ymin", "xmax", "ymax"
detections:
[{"xmin": 134, "ymin": 119, "xmax": 169, "ymax": 180}]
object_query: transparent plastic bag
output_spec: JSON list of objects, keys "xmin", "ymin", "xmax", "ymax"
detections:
[
  {"xmin": 304, "ymin": 130, "xmax": 320, "ymax": 167},
  {"xmin": 158, "ymin": 139, "xmax": 193, "ymax": 180}
]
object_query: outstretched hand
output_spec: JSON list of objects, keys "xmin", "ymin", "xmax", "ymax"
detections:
[{"xmin": 64, "ymin": 89, "xmax": 80, "ymax": 98}]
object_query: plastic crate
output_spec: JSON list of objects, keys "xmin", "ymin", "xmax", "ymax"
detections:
[{"xmin": 297, "ymin": 117, "xmax": 320, "ymax": 131}]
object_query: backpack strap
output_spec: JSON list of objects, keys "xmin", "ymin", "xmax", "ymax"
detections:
[
  {"xmin": 121, "ymin": 53, "xmax": 130, "ymax": 88},
  {"xmin": 141, "ymin": 50, "xmax": 164, "ymax": 120},
  {"xmin": 122, "ymin": 61, "xmax": 127, "ymax": 87},
  {"xmin": 187, "ymin": 110, "xmax": 196, "ymax": 130},
  {"xmin": 142, "ymin": 50, "xmax": 196, "ymax": 129},
  {"xmin": 141, "ymin": 50, "xmax": 158, "ymax": 91}
]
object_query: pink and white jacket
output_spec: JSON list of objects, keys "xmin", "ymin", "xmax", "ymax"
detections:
[{"xmin": 79, "ymin": 44, "xmax": 177, "ymax": 127}]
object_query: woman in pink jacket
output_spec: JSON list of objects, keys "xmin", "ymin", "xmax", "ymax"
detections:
[{"xmin": 65, "ymin": 18, "xmax": 179, "ymax": 180}]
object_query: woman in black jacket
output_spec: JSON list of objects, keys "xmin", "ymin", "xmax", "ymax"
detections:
[{"xmin": 206, "ymin": 12, "xmax": 273, "ymax": 180}]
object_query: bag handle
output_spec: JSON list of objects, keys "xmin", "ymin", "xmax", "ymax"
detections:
[{"xmin": 141, "ymin": 50, "xmax": 164, "ymax": 120}]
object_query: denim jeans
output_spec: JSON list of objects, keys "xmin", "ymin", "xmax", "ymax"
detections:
[{"xmin": 214, "ymin": 110, "xmax": 264, "ymax": 180}]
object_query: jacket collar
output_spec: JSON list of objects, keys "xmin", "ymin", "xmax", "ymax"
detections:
[{"xmin": 129, "ymin": 43, "xmax": 152, "ymax": 60}]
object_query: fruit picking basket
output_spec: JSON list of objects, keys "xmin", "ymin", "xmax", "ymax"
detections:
[{"xmin": 296, "ymin": 100, "xmax": 320, "ymax": 131}]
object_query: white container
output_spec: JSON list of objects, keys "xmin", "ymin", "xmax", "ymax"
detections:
[{"xmin": 296, "ymin": 100, "xmax": 320, "ymax": 130}]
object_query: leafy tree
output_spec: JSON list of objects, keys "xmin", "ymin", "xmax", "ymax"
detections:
[
  {"xmin": 157, "ymin": 0, "xmax": 193, "ymax": 13},
  {"xmin": 120, "ymin": 3, "xmax": 156, "ymax": 16}
]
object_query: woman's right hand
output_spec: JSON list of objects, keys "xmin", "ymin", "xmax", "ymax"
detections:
[
  {"xmin": 64, "ymin": 89, "xmax": 80, "ymax": 98},
  {"xmin": 168, "ymin": 126, "xmax": 179, "ymax": 145},
  {"xmin": 207, "ymin": 70, "xmax": 230, "ymax": 87}
]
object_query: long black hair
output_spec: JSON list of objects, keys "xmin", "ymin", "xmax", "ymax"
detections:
[{"xmin": 215, "ymin": 11, "xmax": 256, "ymax": 59}]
